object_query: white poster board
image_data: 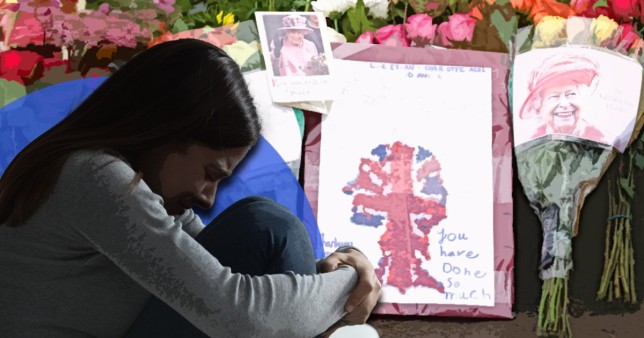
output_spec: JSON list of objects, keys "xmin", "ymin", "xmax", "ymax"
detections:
[
  {"xmin": 513, "ymin": 46, "xmax": 643, "ymax": 152},
  {"xmin": 317, "ymin": 60, "xmax": 495, "ymax": 306}
]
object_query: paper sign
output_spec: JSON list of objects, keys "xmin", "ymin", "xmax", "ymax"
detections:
[
  {"xmin": 243, "ymin": 70, "xmax": 302, "ymax": 164},
  {"xmin": 317, "ymin": 60, "xmax": 495, "ymax": 306},
  {"xmin": 255, "ymin": 11, "xmax": 335, "ymax": 103},
  {"xmin": 513, "ymin": 46, "xmax": 643, "ymax": 152}
]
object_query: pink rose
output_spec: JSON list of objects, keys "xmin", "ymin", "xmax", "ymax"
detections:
[
  {"xmin": 374, "ymin": 24, "xmax": 410, "ymax": 47},
  {"xmin": 406, "ymin": 13, "xmax": 437, "ymax": 45},
  {"xmin": 153, "ymin": 0, "xmax": 176, "ymax": 14},
  {"xmin": 609, "ymin": 0, "xmax": 640, "ymax": 20},
  {"xmin": 98, "ymin": 3, "xmax": 110, "ymax": 15},
  {"xmin": 356, "ymin": 31, "xmax": 376, "ymax": 44},
  {"xmin": 437, "ymin": 13, "xmax": 476, "ymax": 46},
  {"xmin": 617, "ymin": 23, "xmax": 639, "ymax": 50}
]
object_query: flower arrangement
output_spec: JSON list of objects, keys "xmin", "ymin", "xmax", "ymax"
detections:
[
  {"xmin": 306, "ymin": 0, "xmax": 519, "ymax": 52},
  {"xmin": 514, "ymin": 10, "xmax": 644, "ymax": 338},
  {"xmin": 304, "ymin": 54, "xmax": 330, "ymax": 75}
]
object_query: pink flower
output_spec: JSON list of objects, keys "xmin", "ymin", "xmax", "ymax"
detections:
[
  {"xmin": 98, "ymin": 3, "xmax": 110, "ymax": 15},
  {"xmin": 609, "ymin": 0, "xmax": 640, "ymax": 20},
  {"xmin": 153, "ymin": 0, "xmax": 176, "ymax": 14},
  {"xmin": 437, "ymin": 13, "xmax": 477, "ymax": 46},
  {"xmin": 356, "ymin": 31, "xmax": 375, "ymax": 44},
  {"xmin": 406, "ymin": 13, "xmax": 437, "ymax": 45},
  {"xmin": 374, "ymin": 24, "xmax": 410, "ymax": 47},
  {"xmin": 617, "ymin": 23, "xmax": 639, "ymax": 50}
]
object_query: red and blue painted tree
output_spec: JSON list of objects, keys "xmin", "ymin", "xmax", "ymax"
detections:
[{"xmin": 343, "ymin": 141, "xmax": 447, "ymax": 294}]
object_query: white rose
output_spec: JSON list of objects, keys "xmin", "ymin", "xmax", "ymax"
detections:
[
  {"xmin": 363, "ymin": 0, "xmax": 389, "ymax": 19},
  {"xmin": 322, "ymin": 26, "xmax": 348, "ymax": 43},
  {"xmin": 311, "ymin": 0, "xmax": 358, "ymax": 18}
]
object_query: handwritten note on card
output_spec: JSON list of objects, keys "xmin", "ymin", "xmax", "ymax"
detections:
[{"xmin": 317, "ymin": 60, "xmax": 495, "ymax": 306}]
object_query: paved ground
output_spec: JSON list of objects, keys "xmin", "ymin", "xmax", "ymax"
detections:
[{"xmin": 369, "ymin": 310, "xmax": 642, "ymax": 337}]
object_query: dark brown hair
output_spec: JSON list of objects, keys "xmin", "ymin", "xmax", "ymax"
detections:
[{"xmin": 0, "ymin": 39, "xmax": 260, "ymax": 227}]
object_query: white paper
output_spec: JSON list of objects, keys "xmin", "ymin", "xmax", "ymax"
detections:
[
  {"xmin": 513, "ymin": 46, "xmax": 643, "ymax": 152},
  {"xmin": 243, "ymin": 70, "xmax": 301, "ymax": 163},
  {"xmin": 317, "ymin": 60, "xmax": 495, "ymax": 306}
]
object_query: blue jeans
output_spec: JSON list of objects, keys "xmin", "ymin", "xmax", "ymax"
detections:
[{"xmin": 125, "ymin": 196, "xmax": 317, "ymax": 337}]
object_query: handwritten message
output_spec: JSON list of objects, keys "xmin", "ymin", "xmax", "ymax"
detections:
[
  {"xmin": 269, "ymin": 76, "xmax": 335, "ymax": 103},
  {"xmin": 436, "ymin": 228, "xmax": 493, "ymax": 303},
  {"xmin": 317, "ymin": 60, "xmax": 495, "ymax": 306}
]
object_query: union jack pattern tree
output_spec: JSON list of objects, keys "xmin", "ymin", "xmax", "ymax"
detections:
[{"xmin": 343, "ymin": 141, "xmax": 447, "ymax": 294}]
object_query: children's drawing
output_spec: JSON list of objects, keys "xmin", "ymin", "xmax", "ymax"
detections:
[
  {"xmin": 343, "ymin": 142, "xmax": 447, "ymax": 295},
  {"xmin": 317, "ymin": 59, "xmax": 495, "ymax": 306}
]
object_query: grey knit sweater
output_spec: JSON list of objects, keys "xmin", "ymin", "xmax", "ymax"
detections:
[{"xmin": 0, "ymin": 150, "xmax": 357, "ymax": 337}]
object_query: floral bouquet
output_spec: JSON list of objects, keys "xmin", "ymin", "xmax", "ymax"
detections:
[
  {"xmin": 304, "ymin": 54, "xmax": 330, "ymax": 75},
  {"xmin": 513, "ymin": 13, "xmax": 644, "ymax": 338},
  {"xmin": 310, "ymin": 0, "xmax": 518, "ymax": 53}
]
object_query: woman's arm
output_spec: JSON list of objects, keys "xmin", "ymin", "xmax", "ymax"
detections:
[{"xmin": 56, "ymin": 151, "xmax": 358, "ymax": 337}]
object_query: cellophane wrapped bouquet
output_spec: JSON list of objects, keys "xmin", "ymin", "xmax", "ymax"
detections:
[{"xmin": 513, "ymin": 13, "xmax": 644, "ymax": 338}]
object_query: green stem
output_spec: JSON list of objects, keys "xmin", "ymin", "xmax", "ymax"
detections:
[
  {"xmin": 305, "ymin": 0, "xmax": 311, "ymax": 12},
  {"xmin": 403, "ymin": 2, "xmax": 408, "ymax": 24},
  {"xmin": 334, "ymin": 18, "xmax": 339, "ymax": 32},
  {"xmin": 537, "ymin": 277, "xmax": 572, "ymax": 338},
  {"xmin": 598, "ymin": 148, "xmax": 638, "ymax": 304},
  {"xmin": 597, "ymin": 184, "xmax": 614, "ymax": 300},
  {"xmin": 628, "ymin": 216, "xmax": 637, "ymax": 303}
]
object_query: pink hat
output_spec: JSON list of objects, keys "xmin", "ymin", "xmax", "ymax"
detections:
[
  {"xmin": 518, "ymin": 54, "xmax": 599, "ymax": 119},
  {"xmin": 278, "ymin": 14, "xmax": 313, "ymax": 33}
]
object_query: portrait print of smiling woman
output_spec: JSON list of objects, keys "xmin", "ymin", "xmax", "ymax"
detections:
[{"xmin": 518, "ymin": 54, "xmax": 606, "ymax": 145}]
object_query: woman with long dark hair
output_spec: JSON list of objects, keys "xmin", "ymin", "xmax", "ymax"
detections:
[{"xmin": 0, "ymin": 38, "xmax": 380, "ymax": 337}]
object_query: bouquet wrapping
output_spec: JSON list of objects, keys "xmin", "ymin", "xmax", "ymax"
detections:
[{"xmin": 513, "ymin": 15, "xmax": 644, "ymax": 337}]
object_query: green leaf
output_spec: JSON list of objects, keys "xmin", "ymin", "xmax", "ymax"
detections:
[
  {"xmin": 620, "ymin": 178, "xmax": 635, "ymax": 198},
  {"xmin": 345, "ymin": 0, "xmax": 375, "ymax": 41},
  {"xmin": 490, "ymin": 9, "xmax": 517, "ymax": 52},
  {"xmin": 172, "ymin": 18, "xmax": 189, "ymax": 33},
  {"xmin": 593, "ymin": 0, "xmax": 608, "ymax": 9},
  {"xmin": 635, "ymin": 154, "xmax": 644, "ymax": 170},
  {"xmin": 393, "ymin": 7, "xmax": 406, "ymax": 19},
  {"xmin": 292, "ymin": 0, "xmax": 309, "ymax": 9},
  {"xmin": 174, "ymin": 0, "xmax": 193, "ymax": 13},
  {"xmin": 0, "ymin": 79, "xmax": 26, "ymax": 107}
]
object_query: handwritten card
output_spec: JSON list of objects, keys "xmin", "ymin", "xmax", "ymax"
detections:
[
  {"xmin": 513, "ymin": 46, "xmax": 643, "ymax": 152},
  {"xmin": 255, "ymin": 11, "xmax": 336, "ymax": 103},
  {"xmin": 317, "ymin": 60, "xmax": 495, "ymax": 306}
]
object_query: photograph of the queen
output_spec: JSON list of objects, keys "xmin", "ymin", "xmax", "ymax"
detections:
[
  {"xmin": 518, "ymin": 54, "xmax": 606, "ymax": 144},
  {"xmin": 513, "ymin": 46, "xmax": 642, "ymax": 152},
  {"xmin": 259, "ymin": 13, "xmax": 329, "ymax": 77}
]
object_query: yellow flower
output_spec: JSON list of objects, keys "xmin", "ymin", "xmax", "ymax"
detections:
[
  {"xmin": 592, "ymin": 15, "xmax": 618, "ymax": 44},
  {"xmin": 533, "ymin": 16, "xmax": 566, "ymax": 48},
  {"xmin": 216, "ymin": 11, "xmax": 235, "ymax": 26}
]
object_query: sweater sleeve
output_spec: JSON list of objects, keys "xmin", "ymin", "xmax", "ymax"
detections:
[
  {"xmin": 175, "ymin": 208, "xmax": 205, "ymax": 238},
  {"xmin": 55, "ymin": 152, "xmax": 357, "ymax": 337}
]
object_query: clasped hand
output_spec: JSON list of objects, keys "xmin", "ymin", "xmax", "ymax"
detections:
[{"xmin": 317, "ymin": 248, "xmax": 382, "ymax": 337}]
